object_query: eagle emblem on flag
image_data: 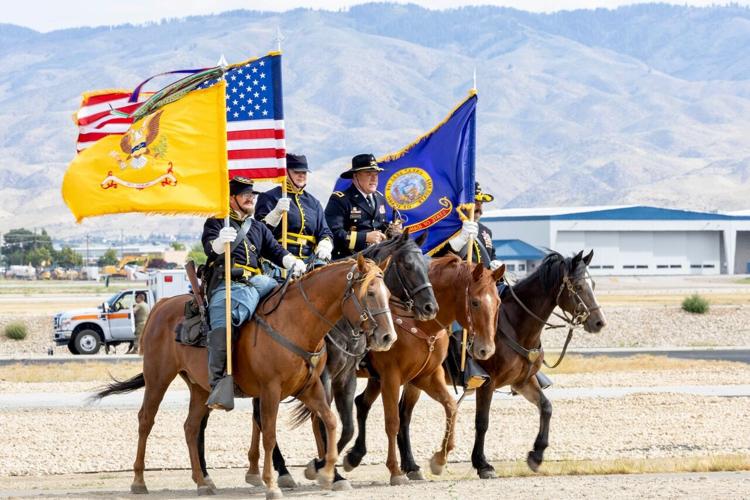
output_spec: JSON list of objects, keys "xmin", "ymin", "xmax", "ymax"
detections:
[{"xmin": 111, "ymin": 110, "xmax": 166, "ymax": 170}]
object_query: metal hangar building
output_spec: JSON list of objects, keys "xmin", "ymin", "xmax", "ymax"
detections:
[{"xmin": 481, "ymin": 205, "xmax": 750, "ymax": 276}]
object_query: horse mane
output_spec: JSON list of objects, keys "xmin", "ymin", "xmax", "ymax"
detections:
[
  {"xmin": 429, "ymin": 254, "xmax": 470, "ymax": 285},
  {"xmin": 293, "ymin": 256, "xmax": 382, "ymax": 300},
  {"xmin": 359, "ymin": 235, "xmax": 410, "ymax": 260},
  {"xmin": 515, "ymin": 251, "xmax": 582, "ymax": 293}
]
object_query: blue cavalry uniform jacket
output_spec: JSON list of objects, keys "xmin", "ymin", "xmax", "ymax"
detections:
[
  {"xmin": 434, "ymin": 222, "xmax": 496, "ymax": 268},
  {"xmin": 324, "ymin": 183, "xmax": 393, "ymax": 259},
  {"xmin": 255, "ymin": 183, "xmax": 334, "ymax": 258},
  {"xmin": 202, "ymin": 213, "xmax": 289, "ymax": 277}
]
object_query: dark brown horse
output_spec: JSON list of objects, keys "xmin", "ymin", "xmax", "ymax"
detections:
[
  {"xmin": 338, "ymin": 255, "xmax": 505, "ymax": 485},
  {"xmin": 94, "ymin": 255, "xmax": 396, "ymax": 498},
  {"xmin": 396, "ymin": 250, "xmax": 607, "ymax": 479}
]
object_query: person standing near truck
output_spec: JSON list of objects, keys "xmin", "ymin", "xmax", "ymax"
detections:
[{"xmin": 128, "ymin": 292, "xmax": 150, "ymax": 354}]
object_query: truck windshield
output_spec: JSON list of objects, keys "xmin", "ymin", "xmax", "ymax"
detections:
[{"xmin": 106, "ymin": 292, "xmax": 134, "ymax": 311}]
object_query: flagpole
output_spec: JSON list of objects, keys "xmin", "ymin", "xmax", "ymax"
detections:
[
  {"xmin": 224, "ymin": 216, "xmax": 233, "ymax": 376},
  {"xmin": 460, "ymin": 205, "xmax": 476, "ymax": 373},
  {"xmin": 276, "ymin": 28, "xmax": 289, "ymax": 261}
]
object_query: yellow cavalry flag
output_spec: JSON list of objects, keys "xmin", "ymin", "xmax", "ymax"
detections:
[{"xmin": 62, "ymin": 82, "xmax": 228, "ymax": 222}]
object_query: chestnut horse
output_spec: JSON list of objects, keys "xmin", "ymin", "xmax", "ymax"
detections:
[
  {"xmin": 337, "ymin": 255, "xmax": 505, "ymax": 485},
  {"xmin": 94, "ymin": 255, "xmax": 396, "ymax": 498},
  {"xmin": 396, "ymin": 250, "xmax": 607, "ymax": 479},
  {"xmin": 246, "ymin": 230, "xmax": 438, "ymax": 490}
]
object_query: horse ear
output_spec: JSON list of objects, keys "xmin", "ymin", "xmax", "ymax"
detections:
[
  {"xmin": 492, "ymin": 264, "xmax": 506, "ymax": 282},
  {"xmin": 583, "ymin": 249, "xmax": 594, "ymax": 266},
  {"xmin": 472, "ymin": 262, "xmax": 484, "ymax": 281},
  {"xmin": 415, "ymin": 230, "xmax": 428, "ymax": 247},
  {"xmin": 400, "ymin": 227, "xmax": 411, "ymax": 240},
  {"xmin": 378, "ymin": 255, "xmax": 392, "ymax": 272},
  {"xmin": 357, "ymin": 253, "xmax": 367, "ymax": 273},
  {"xmin": 573, "ymin": 250, "xmax": 583, "ymax": 263}
]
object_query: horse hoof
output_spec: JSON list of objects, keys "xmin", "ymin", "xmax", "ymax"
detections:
[
  {"xmin": 478, "ymin": 468, "xmax": 497, "ymax": 479},
  {"xmin": 343, "ymin": 454, "xmax": 358, "ymax": 472},
  {"xmin": 197, "ymin": 485, "xmax": 215, "ymax": 496},
  {"xmin": 390, "ymin": 474, "xmax": 409, "ymax": 486},
  {"xmin": 317, "ymin": 474, "xmax": 334, "ymax": 490},
  {"xmin": 203, "ymin": 475, "xmax": 217, "ymax": 490},
  {"xmin": 429, "ymin": 455, "xmax": 445, "ymax": 476},
  {"xmin": 130, "ymin": 483, "xmax": 148, "ymax": 494},
  {"xmin": 527, "ymin": 451, "xmax": 542, "ymax": 472},
  {"xmin": 304, "ymin": 459, "xmax": 318, "ymax": 480},
  {"xmin": 246, "ymin": 472, "xmax": 263, "ymax": 486},
  {"xmin": 332, "ymin": 479, "xmax": 353, "ymax": 491},
  {"xmin": 406, "ymin": 470, "xmax": 426, "ymax": 481},
  {"xmin": 277, "ymin": 473, "xmax": 297, "ymax": 489},
  {"xmin": 266, "ymin": 487, "xmax": 283, "ymax": 499}
]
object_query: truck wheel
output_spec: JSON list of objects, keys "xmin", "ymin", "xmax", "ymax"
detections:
[
  {"xmin": 73, "ymin": 329, "xmax": 101, "ymax": 355},
  {"xmin": 67, "ymin": 341, "xmax": 79, "ymax": 355}
]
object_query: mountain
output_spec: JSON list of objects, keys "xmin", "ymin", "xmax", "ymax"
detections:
[{"xmin": 1, "ymin": 3, "xmax": 749, "ymax": 239}]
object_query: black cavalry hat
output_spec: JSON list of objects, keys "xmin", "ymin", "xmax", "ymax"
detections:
[
  {"xmin": 286, "ymin": 153, "xmax": 310, "ymax": 172},
  {"xmin": 339, "ymin": 153, "xmax": 384, "ymax": 179},
  {"xmin": 474, "ymin": 181, "xmax": 494, "ymax": 203},
  {"xmin": 229, "ymin": 176, "xmax": 261, "ymax": 196}
]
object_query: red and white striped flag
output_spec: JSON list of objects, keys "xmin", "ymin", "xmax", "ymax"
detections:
[{"xmin": 74, "ymin": 53, "xmax": 286, "ymax": 182}]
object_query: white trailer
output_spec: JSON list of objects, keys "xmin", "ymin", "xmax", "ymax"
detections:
[{"xmin": 147, "ymin": 269, "xmax": 191, "ymax": 302}]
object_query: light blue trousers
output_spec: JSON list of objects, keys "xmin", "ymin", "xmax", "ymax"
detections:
[{"xmin": 208, "ymin": 275, "xmax": 277, "ymax": 329}]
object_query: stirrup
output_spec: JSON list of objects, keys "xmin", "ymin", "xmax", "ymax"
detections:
[
  {"xmin": 463, "ymin": 357, "xmax": 489, "ymax": 389},
  {"xmin": 206, "ymin": 375, "xmax": 235, "ymax": 411}
]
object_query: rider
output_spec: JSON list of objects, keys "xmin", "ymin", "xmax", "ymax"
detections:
[
  {"xmin": 438, "ymin": 182, "xmax": 553, "ymax": 390},
  {"xmin": 255, "ymin": 153, "xmax": 334, "ymax": 267},
  {"xmin": 201, "ymin": 176, "xmax": 307, "ymax": 411},
  {"xmin": 324, "ymin": 153, "xmax": 399, "ymax": 260}
]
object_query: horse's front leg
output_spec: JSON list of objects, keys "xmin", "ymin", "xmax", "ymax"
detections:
[
  {"xmin": 259, "ymin": 387, "xmax": 283, "ymax": 499},
  {"xmin": 414, "ymin": 367, "xmax": 457, "ymax": 476},
  {"xmin": 471, "ymin": 380, "xmax": 497, "ymax": 479},
  {"xmin": 397, "ymin": 383, "xmax": 424, "ymax": 479},
  {"xmin": 298, "ymin": 377, "xmax": 338, "ymax": 490},
  {"xmin": 512, "ymin": 375, "xmax": 552, "ymax": 472},
  {"xmin": 382, "ymin": 374, "xmax": 409, "ymax": 486}
]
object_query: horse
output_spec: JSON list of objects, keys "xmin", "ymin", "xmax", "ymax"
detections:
[
  {"xmin": 245, "ymin": 230, "xmax": 439, "ymax": 489},
  {"xmin": 396, "ymin": 250, "xmax": 607, "ymax": 480},
  {"xmin": 93, "ymin": 254, "xmax": 396, "ymax": 499},
  {"xmin": 337, "ymin": 255, "xmax": 505, "ymax": 485}
]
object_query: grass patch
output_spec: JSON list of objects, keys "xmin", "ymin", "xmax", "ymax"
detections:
[
  {"xmin": 4, "ymin": 322, "xmax": 28, "ymax": 340},
  {"xmin": 682, "ymin": 294, "xmax": 710, "ymax": 314},
  {"xmin": 489, "ymin": 454, "xmax": 750, "ymax": 477},
  {"xmin": 0, "ymin": 361, "xmax": 143, "ymax": 383},
  {"xmin": 542, "ymin": 354, "xmax": 743, "ymax": 374},
  {"xmin": 733, "ymin": 277, "xmax": 750, "ymax": 284}
]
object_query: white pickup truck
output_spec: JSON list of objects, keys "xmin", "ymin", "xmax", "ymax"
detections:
[{"xmin": 52, "ymin": 270, "xmax": 191, "ymax": 355}]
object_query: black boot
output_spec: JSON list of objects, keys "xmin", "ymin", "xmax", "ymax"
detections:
[
  {"xmin": 463, "ymin": 356, "xmax": 490, "ymax": 389},
  {"xmin": 206, "ymin": 326, "xmax": 234, "ymax": 411},
  {"xmin": 535, "ymin": 371, "xmax": 553, "ymax": 390}
]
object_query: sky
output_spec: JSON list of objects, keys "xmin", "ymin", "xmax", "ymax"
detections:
[{"xmin": 5, "ymin": 0, "xmax": 750, "ymax": 32}]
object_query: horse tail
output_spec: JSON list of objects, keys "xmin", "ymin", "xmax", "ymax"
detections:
[
  {"xmin": 91, "ymin": 373, "xmax": 145, "ymax": 400},
  {"xmin": 288, "ymin": 400, "xmax": 313, "ymax": 429}
]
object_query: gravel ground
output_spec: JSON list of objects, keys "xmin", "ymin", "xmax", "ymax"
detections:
[{"xmin": 2, "ymin": 304, "xmax": 750, "ymax": 357}]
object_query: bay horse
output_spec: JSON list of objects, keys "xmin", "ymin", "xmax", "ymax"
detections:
[
  {"xmin": 396, "ymin": 250, "xmax": 607, "ymax": 480},
  {"xmin": 94, "ymin": 255, "xmax": 396, "ymax": 499},
  {"xmin": 246, "ymin": 231, "xmax": 439, "ymax": 489}
]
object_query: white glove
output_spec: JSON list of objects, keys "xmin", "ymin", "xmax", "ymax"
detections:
[
  {"xmin": 489, "ymin": 259, "xmax": 503, "ymax": 271},
  {"xmin": 282, "ymin": 254, "xmax": 306, "ymax": 277},
  {"xmin": 263, "ymin": 197, "xmax": 291, "ymax": 227},
  {"xmin": 448, "ymin": 220, "xmax": 479, "ymax": 252},
  {"xmin": 211, "ymin": 226, "xmax": 238, "ymax": 254},
  {"xmin": 315, "ymin": 239, "xmax": 333, "ymax": 261}
]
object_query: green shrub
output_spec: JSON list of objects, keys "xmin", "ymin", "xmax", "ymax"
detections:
[
  {"xmin": 682, "ymin": 294, "xmax": 709, "ymax": 314},
  {"xmin": 4, "ymin": 322, "xmax": 28, "ymax": 340}
]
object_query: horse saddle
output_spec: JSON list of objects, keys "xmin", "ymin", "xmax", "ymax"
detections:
[{"xmin": 174, "ymin": 298, "xmax": 209, "ymax": 347}]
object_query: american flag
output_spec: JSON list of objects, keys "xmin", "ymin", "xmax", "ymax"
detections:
[{"xmin": 75, "ymin": 53, "xmax": 286, "ymax": 181}]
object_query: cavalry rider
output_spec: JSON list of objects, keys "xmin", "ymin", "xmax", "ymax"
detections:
[
  {"xmin": 325, "ymin": 153, "xmax": 398, "ymax": 259},
  {"xmin": 255, "ymin": 153, "xmax": 334, "ymax": 265},
  {"xmin": 201, "ymin": 176, "xmax": 307, "ymax": 411}
]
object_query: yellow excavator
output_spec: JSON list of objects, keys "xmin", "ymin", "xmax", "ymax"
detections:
[{"xmin": 102, "ymin": 255, "xmax": 149, "ymax": 279}]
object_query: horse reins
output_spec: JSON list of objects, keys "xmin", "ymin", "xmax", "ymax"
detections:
[{"xmin": 387, "ymin": 249, "xmax": 433, "ymax": 314}]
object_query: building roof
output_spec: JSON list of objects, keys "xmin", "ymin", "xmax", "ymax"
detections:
[
  {"xmin": 492, "ymin": 239, "xmax": 546, "ymax": 260},
  {"xmin": 482, "ymin": 205, "xmax": 750, "ymax": 222}
]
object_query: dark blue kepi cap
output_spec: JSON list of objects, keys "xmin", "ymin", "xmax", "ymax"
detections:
[
  {"xmin": 286, "ymin": 153, "xmax": 310, "ymax": 172},
  {"xmin": 229, "ymin": 176, "xmax": 261, "ymax": 196}
]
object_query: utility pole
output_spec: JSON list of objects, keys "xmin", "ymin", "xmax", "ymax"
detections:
[
  {"xmin": 120, "ymin": 229, "xmax": 124, "ymax": 259},
  {"xmin": 85, "ymin": 233, "xmax": 90, "ymax": 265}
]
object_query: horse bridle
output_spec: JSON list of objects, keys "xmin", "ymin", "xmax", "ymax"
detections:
[
  {"xmin": 299, "ymin": 262, "xmax": 391, "ymax": 343},
  {"xmin": 387, "ymin": 249, "xmax": 433, "ymax": 313}
]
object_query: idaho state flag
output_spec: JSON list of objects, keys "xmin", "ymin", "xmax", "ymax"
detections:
[
  {"xmin": 62, "ymin": 82, "xmax": 228, "ymax": 222},
  {"xmin": 334, "ymin": 91, "xmax": 477, "ymax": 253}
]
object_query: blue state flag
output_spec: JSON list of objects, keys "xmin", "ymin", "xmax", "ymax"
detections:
[{"xmin": 334, "ymin": 92, "xmax": 477, "ymax": 253}]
